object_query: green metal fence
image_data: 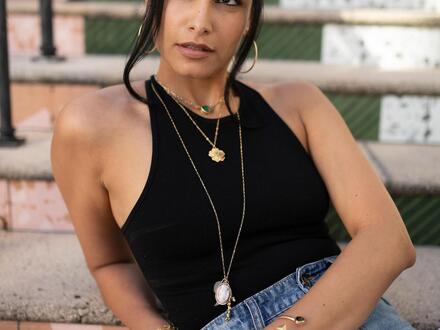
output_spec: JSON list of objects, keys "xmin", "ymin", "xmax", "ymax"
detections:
[
  {"xmin": 327, "ymin": 93, "xmax": 381, "ymax": 141},
  {"xmin": 327, "ymin": 196, "xmax": 440, "ymax": 245},
  {"xmin": 85, "ymin": 18, "xmax": 322, "ymax": 60}
]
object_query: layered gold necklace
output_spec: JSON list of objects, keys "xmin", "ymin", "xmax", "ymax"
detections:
[
  {"xmin": 150, "ymin": 77, "xmax": 247, "ymax": 322},
  {"xmin": 154, "ymin": 75, "xmax": 239, "ymax": 163}
]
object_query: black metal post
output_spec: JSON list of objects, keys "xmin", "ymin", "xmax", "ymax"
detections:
[
  {"xmin": 32, "ymin": 0, "xmax": 65, "ymax": 62},
  {"xmin": 0, "ymin": 0, "xmax": 25, "ymax": 147},
  {"xmin": 40, "ymin": 0, "xmax": 56, "ymax": 56}
]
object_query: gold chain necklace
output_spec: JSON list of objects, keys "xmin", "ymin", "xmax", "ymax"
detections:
[
  {"xmin": 151, "ymin": 79, "xmax": 246, "ymax": 322},
  {"xmin": 154, "ymin": 75, "xmax": 230, "ymax": 162},
  {"xmin": 154, "ymin": 76, "xmax": 225, "ymax": 114}
]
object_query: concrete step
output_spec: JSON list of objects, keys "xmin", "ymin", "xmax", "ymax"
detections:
[
  {"xmin": 1, "ymin": 130, "xmax": 439, "ymax": 196},
  {"xmin": 0, "ymin": 230, "xmax": 438, "ymax": 329},
  {"xmin": 279, "ymin": 0, "xmax": 440, "ymax": 11},
  {"xmin": 10, "ymin": 55, "xmax": 440, "ymax": 96},
  {"xmin": 0, "ymin": 231, "xmax": 122, "ymax": 326},
  {"xmin": 1, "ymin": 129, "xmax": 439, "ymax": 243},
  {"xmin": 0, "ymin": 320, "xmax": 126, "ymax": 329},
  {"xmin": 9, "ymin": 54, "xmax": 440, "ymax": 145}
]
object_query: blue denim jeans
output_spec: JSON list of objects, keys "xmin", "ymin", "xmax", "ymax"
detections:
[{"xmin": 200, "ymin": 254, "xmax": 415, "ymax": 330}]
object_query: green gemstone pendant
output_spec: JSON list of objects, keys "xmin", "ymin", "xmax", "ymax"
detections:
[{"xmin": 200, "ymin": 105, "xmax": 212, "ymax": 114}]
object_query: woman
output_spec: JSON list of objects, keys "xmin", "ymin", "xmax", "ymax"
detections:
[{"xmin": 50, "ymin": 0, "xmax": 417, "ymax": 328}]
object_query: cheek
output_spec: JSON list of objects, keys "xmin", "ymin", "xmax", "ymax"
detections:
[
  {"xmin": 157, "ymin": 0, "xmax": 176, "ymax": 35},
  {"xmin": 157, "ymin": 9, "xmax": 179, "ymax": 50},
  {"xmin": 219, "ymin": 21, "xmax": 247, "ymax": 54},
  {"xmin": 214, "ymin": 12, "xmax": 247, "ymax": 46}
]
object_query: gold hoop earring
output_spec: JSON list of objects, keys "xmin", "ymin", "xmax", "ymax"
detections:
[{"xmin": 239, "ymin": 40, "xmax": 258, "ymax": 74}]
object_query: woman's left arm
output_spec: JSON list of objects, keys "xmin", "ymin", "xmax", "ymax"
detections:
[{"xmin": 264, "ymin": 82, "xmax": 416, "ymax": 330}]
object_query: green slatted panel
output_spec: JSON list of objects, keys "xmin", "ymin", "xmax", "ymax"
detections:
[
  {"xmin": 326, "ymin": 205, "xmax": 351, "ymax": 242},
  {"xmin": 326, "ymin": 196, "xmax": 440, "ymax": 246},
  {"xmin": 255, "ymin": 23, "xmax": 322, "ymax": 60},
  {"xmin": 85, "ymin": 17, "xmax": 141, "ymax": 54},
  {"xmin": 395, "ymin": 196, "xmax": 440, "ymax": 245},
  {"xmin": 85, "ymin": 18, "xmax": 321, "ymax": 59},
  {"xmin": 325, "ymin": 92, "xmax": 381, "ymax": 140}
]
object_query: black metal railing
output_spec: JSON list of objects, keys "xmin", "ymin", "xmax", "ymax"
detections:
[
  {"xmin": 1, "ymin": 0, "xmax": 67, "ymax": 147},
  {"xmin": 0, "ymin": 0, "xmax": 24, "ymax": 147}
]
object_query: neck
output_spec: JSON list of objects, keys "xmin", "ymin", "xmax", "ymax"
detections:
[{"xmin": 154, "ymin": 68, "xmax": 239, "ymax": 117}]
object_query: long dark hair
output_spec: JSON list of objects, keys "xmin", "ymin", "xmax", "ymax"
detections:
[{"xmin": 122, "ymin": 0, "xmax": 264, "ymax": 126}]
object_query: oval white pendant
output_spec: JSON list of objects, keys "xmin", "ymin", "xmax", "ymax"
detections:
[{"xmin": 214, "ymin": 281, "xmax": 232, "ymax": 305}]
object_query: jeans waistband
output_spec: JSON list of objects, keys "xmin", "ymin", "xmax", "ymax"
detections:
[{"xmin": 200, "ymin": 254, "xmax": 339, "ymax": 330}]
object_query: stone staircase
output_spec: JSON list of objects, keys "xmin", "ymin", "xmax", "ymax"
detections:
[
  {"xmin": 1, "ymin": 1, "xmax": 440, "ymax": 329},
  {"xmin": 2, "ymin": 55, "xmax": 440, "ymax": 330},
  {"xmin": 5, "ymin": 54, "xmax": 440, "ymax": 243}
]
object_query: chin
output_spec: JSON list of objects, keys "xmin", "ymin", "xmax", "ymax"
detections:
[{"xmin": 172, "ymin": 63, "xmax": 224, "ymax": 79}]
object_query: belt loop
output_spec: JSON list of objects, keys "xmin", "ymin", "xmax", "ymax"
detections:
[
  {"xmin": 296, "ymin": 265, "xmax": 308, "ymax": 292},
  {"xmin": 302, "ymin": 275, "xmax": 312, "ymax": 286},
  {"xmin": 244, "ymin": 297, "xmax": 266, "ymax": 330}
]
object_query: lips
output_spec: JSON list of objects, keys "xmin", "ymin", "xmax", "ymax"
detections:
[
  {"xmin": 177, "ymin": 42, "xmax": 214, "ymax": 59},
  {"xmin": 179, "ymin": 42, "xmax": 214, "ymax": 52}
]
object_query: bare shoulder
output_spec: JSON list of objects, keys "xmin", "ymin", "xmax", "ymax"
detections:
[
  {"xmin": 268, "ymin": 80, "xmax": 324, "ymax": 117},
  {"xmin": 236, "ymin": 78, "xmax": 313, "ymax": 118},
  {"xmin": 54, "ymin": 80, "xmax": 148, "ymax": 133},
  {"xmin": 53, "ymin": 81, "xmax": 148, "ymax": 172},
  {"xmin": 267, "ymin": 80, "xmax": 334, "ymax": 138}
]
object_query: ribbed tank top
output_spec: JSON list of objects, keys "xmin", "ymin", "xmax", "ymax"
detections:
[{"xmin": 121, "ymin": 74, "xmax": 341, "ymax": 329}]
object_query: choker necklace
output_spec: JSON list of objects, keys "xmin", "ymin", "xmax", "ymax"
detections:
[
  {"xmin": 153, "ymin": 77, "xmax": 225, "ymax": 114},
  {"xmin": 150, "ymin": 78, "xmax": 247, "ymax": 322}
]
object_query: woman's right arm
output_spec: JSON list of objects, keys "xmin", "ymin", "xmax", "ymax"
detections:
[
  {"xmin": 50, "ymin": 94, "xmax": 169, "ymax": 330},
  {"xmin": 92, "ymin": 261, "xmax": 169, "ymax": 330}
]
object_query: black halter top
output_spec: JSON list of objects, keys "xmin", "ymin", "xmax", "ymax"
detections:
[{"xmin": 120, "ymin": 75, "xmax": 341, "ymax": 329}]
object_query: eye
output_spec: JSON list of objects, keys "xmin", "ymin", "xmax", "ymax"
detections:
[{"xmin": 217, "ymin": 0, "xmax": 242, "ymax": 6}]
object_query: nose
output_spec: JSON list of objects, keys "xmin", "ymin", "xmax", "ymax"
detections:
[{"xmin": 188, "ymin": 0, "xmax": 212, "ymax": 34}]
